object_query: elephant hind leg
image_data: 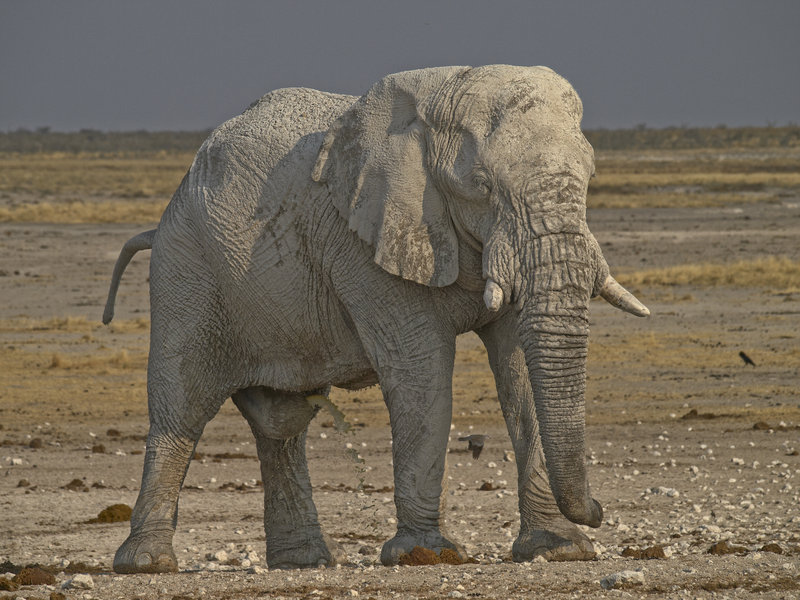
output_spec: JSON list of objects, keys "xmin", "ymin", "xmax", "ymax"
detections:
[
  {"xmin": 114, "ymin": 367, "xmax": 229, "ymax": 574},
  {"xmin": 233, "ymin": 386, "xmax": 344, "ymax": 569}
]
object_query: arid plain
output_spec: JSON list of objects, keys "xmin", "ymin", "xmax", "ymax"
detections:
[{"xmin": 1, "ymin": 137, "xmax": 799, "ymax": 598}]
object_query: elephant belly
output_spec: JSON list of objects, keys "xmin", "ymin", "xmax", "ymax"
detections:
[{"xmin": 233, "ymin": 276, "xmax": 378, "ymax": 393}]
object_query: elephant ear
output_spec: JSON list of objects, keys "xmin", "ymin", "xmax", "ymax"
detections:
[{"xmin": 312, "ymin": 66, "xmax": 468, "ymax": 287}]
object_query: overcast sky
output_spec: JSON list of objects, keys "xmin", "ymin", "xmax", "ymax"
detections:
[{"xmin": 1, "ymin": 1, "xmax": 798, "ymax": 132}]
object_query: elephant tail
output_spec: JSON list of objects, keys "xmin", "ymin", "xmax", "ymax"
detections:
[{"xmin": 102, "ymin": 229, "xmax": 157, "ymax": 325}]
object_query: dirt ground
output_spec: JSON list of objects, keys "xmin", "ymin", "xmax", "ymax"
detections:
[{"xmin": 1, "ymin": 162, "xmax": 799, "ymax": 598}]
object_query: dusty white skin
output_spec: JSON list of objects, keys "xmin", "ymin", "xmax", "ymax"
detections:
[{"xmin": 104, "ymin": 65, "xmax": 647, "ymax": 573}]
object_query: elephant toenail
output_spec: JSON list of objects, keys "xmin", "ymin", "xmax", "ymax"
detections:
[{"xmin": 135, "ymin": 552, "xmax": 153, "ymax": 568}]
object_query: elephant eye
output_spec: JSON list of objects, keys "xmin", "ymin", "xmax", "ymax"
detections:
[{"xmin": 472, "ymin": 172, "xmax": 492, "ymax": 196}]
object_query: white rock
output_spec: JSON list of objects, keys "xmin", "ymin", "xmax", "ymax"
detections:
[
  {"xmin": 600, "ymin": 570, "xmax": 645, "ymax": 590},
  {"xmin": 63, "ymin": 574, "xmax": 94, "ymax": 590},
  {"xmin": 248, "ymin": 566, "xmax": 268, "ymax": 575}
]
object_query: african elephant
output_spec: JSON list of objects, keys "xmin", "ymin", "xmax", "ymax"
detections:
[{"xmin": 104, "ymin": 65, "xmax": 648, "ymax": 573}]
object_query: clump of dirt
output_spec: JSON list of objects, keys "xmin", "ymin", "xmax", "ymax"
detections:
[
  {"xmin": 707, "ymin": 540, "xmax": 748, "ymax": 555},
  {"xmin": 0, "ymin": 577, "xmax": 18, "ymax": 592},
  {"xmin": 681, "ymin": 409, "xmax": 717, "ymax": 420},
  {"xmin": 753, "ymin": 421, "xmax": 800, "ymax": 431},
  {"xmin": 86, "ymin": 503, "xmax": 132, "ymax": 523},
  {"xmin": 478, "ymin": 481, "xmax": 496, "ymax": 491},
  {"xmin": 28, "ymin": 437, "xmax": 43, "ymax": 448},
  {"xmin": 760, "ymin": 543, "xmax": 783, "ymax": 554},
  {"xmin": 17, "ymin": 479, "xmax": 30, "ymax": 488},
  {"xmin": 106, "ymin": 428, "xmax": 121, "ymax": 437},
  {"xmin": 398, "ymin": 546, "xmax": 439, "ymax": 566},
  {"xmin": 62, "ymin": 478, "xmax": 88, "ymax": 492},
  {"xmin": 438, "ymin": 548, "xmax": 466, "ymax": 565},
  {"xmin": 13, "ymin": 566, "xmax": 55, "ymax": 585},
  {"xmin": 621, "ymin": 545, "xmax": 667, "ymax": 559},
  {"xmin": 398, "ymin": 546, "xmax": 466, "ymax": 566},
  {"xmin": 218, "ymin": 481, "xmax": 262, "ymax": 492},
  {"xmin": 91, "ymin": 443, "xmax": 105, "ymax": 453}
]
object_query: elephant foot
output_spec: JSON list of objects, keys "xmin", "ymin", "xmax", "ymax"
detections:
[
  {"xmin": 380, "ymin": 530, "xmax": 467, "ymax": 566},
  {"xmin": 512, "ymin": 522, "xmax": 596, "ymax": 562},
  {"xmin": 267, "ymin": 532, "xmax": 344, "ymax": 569},
  {"xmin": 113, "ymin": 530, "xmax": 178, "ymax": 574}
]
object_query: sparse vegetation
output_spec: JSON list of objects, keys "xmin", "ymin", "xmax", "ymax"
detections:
[
  {"xmin": 2, "ymin": 128, "xmax": 798, "ymax": 223},
  {"xmin": 616, "ymin": 256, "xmax": 800, "ymax": 291}
]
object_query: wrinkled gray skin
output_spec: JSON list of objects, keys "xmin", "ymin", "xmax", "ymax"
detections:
[{"xmin": 104, "ymin": 65, "xmax": 649, "ymax": 573}]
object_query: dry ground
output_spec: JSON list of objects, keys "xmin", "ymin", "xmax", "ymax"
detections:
[{"xmin": 1, "ymin": 147, "xmax": 799, "ymax": 599}]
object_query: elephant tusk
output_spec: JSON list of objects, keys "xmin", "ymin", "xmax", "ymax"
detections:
[
  {"xmin": 598, "ymin": 274, "xmax": 650, "ymax": 317},
  {"xmin": 483, "ymin": 279, "xmax": 505, "ymax": 311}
]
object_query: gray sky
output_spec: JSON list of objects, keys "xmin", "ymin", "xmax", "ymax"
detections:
[{"xmin": 1, "ymin": 0, "xmax": 798, "ymax": 131}]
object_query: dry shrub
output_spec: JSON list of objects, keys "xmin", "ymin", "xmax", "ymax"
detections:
[
  {"xmin": 617, "ymin": 256, "xmax": 800, "ymax": 291},
  {"xmin": 48, "ymin": 349, "xmax": 139, "ymax": 371}
]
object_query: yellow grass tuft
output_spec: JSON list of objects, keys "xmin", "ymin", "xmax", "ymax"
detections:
[
  {"xmin": 47, "ymin": 349, "xmax": 141, "ymax": 372},
  {"xmin": 617, "ymin": 256, "xmax": 800, "ymax": 291}
]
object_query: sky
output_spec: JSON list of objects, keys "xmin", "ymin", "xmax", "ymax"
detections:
[{"xmin": 1, "ymin": 1, "xmax": 798, "ymax": 132}]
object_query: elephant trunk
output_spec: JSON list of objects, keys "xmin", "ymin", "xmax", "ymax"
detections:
[{"xmin": 515, "ymin": 231, "xmax": 605, "ymax": 527}]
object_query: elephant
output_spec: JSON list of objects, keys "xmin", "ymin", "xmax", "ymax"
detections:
[{"xmin": 103, "ymin": 65, "xmax": 649, "ymax": 573}]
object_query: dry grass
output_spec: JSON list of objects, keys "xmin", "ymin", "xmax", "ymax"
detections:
[
  {"xmin": 2, "ymin": 148, "xmax": 798, "ymax": 223},
  {"xmin": 0, "ymin": 316, "xmax": 150, "ymax": 425},
  {"xmin": 588, "ymin": 149, "xmax": 800, "ymax": 209},
  {"xmin": 0, "ymin": 316, "xmax": 149, "ymax": 334},
  {"xmin": 617, "ymin": 256, "xmax": 800, "ymax": 291},
  {"xmin": 588, "ymin": 192, "xmax": 779, "ymax": 209},
  {"xmin": 0, "ymin": 199, "xmax": 168, "ymax": 223},
  {"xmin": 0, "ymin": 152, "xmax": 193, "ymax": 198},
  {"xmin": 47, "ymin": 348, "xmax": 144, "ymax": 371}
]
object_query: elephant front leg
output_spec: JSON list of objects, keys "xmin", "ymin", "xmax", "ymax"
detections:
[
  {"xmin": 377, "ymin": 360, "xmax": 466, "ymax": 566},
  {"xmin": 478, "ymin": 317, "xmax": 596, "ymax": 562},
  {"xmin": 233, "ymin": 388, "xmax": 344, "ymax": 569}
]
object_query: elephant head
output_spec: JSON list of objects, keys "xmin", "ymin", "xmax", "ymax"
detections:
[{"xmin": 313, "ymin": 65, "xmax": 648, "ymax": 527}]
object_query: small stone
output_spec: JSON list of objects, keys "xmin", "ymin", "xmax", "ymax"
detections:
[
  {"xmin": 503, "ymin": 450, "xmax": 515, "ymax": 462},
  {"xmin": 248, "ymin": 565, "xmax": 268, "ymax": 575},
  {"xmin": 600, "ymin": 570, "xmax": 645, "ymax": 590},
  {"xmin": 63, "ymin": 573, "xmax": 94, "ymax": 590},
  {"xmin": 212, "ymin": 550, "xmax": 228, "ymax": 563}
]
